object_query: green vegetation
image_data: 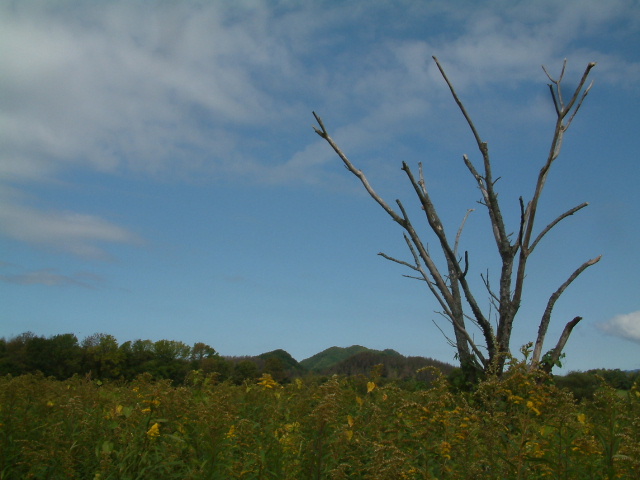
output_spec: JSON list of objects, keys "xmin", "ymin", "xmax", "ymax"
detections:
[
  {"xmin": 1, "ymin": 358, "xmax": 639, "ymax": 479},
  {"xmin": 0, "ymin": 334, "xmax": 454, "ymax": 386},
  {"xmin": 300, "ymin": 346, "xmax": 389, "ymax": 371},
  {"xmin": 1, "ymin": 332, "xmax": 638, "ymax": 399},
  {"xmin": 2, "ymin": 332, "xmax": 639, "ymax": 478}
]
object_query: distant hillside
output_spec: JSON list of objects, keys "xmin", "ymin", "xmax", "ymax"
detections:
[
  {"xmin": 300, "ymin": 345, "xmax": 401, "ymax": 372},
  {"xmin": 258, "ymin": 349, "xmax": 305, "ymax": 374},
  {"xmin": 250, "ymin": 345, "xmax": 454, "ymax": 384},
  {"xmin": 327, "ymin": 350, "xmax": 455, "ymax": 379}
]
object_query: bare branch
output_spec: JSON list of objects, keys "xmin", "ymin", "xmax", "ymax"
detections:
[
  {"xmin": 519, "ymin": 61, "xmax": 596, "ymax": 294},
  {"xmin": 462, "ymin": 251, "xmax": 469, "ymax": 278},
  {"xmin": 454, "ymin": 209, "xmax": 475, "ymax": 257},
  {"xmin": 531, "ymin": 255, "xmax": 602, "ymax": 366},
  {"xmin": 418, "ymin": 162, "xmax": 428, "ymax": 196},
  {"xmin": 387, "ymin": 233, "xmax": 452, "ymax": 317},
  {"xmin": 403, "ymin": 274, "xmax": 428, "ymax": 281},
  {"xmin": 547, "ymin": 84, "xmax": 560, "ymax": 116},
  {"xmin": 562, "ymin": 62, "xmax": 597, "ymax": 116},
  {"xmin": 558, "ymin": 59, "xmax": 567, "ymax": 106},
  {"xmin": 378, "ymin": 252, "xmax": 419, "ymax": 271},
  {"xmin": 540, "ymin": 316, "xmax": 582, "ymax": 373},
  {"xmin": 530, "ymin": 202, "xmax": 589, "ymax": 252},
  {"xmin": 314, "ymin": 111, "xmax": 457, "ymax": 313},
  {"xmin": 433, "ymin": 318, "xmax": 457, "ymax": 348},
  {"xmin": 401, "ymin": 162, "xmax": 463, "ymax": 275},
  {"xmin": 433, "ymin": 57, "xmax": 486, "ymax": 158},
  {"xmin": 565, "ymin": 80, "xmax": 594, "ymax": 130},
  {"xmin": 481, "ymin": 272, "xmax": 501, "ymax": 305},
  {"xmin": 312, "ymin": 112, "xmax": 405, "ymax": 226},
  {"xmin": 517, "ymin": 197, "xmax": 527, "ymax": 248},
  {"xmin": 541, "ymin": 64, "xmax": 556, "ymax": 84},
  {"xmin": 437, "ymin": 315, "xmax": 488, "ymax": 368},
  {"xmin": 463, "ymin": 155, "xmax": 510, "ymax": 253},
  {"xmin": 404, "ymin": 159, "xmax": 493, "ymax": 346}
]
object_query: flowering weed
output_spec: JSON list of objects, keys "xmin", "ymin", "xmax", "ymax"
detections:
[{"xmin": 1, "ymin": 366, "xmax": 638, "ymax": 479}]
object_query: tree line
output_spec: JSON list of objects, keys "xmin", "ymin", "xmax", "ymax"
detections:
[
  {"xmin": 0, "ymin": 332, "xmax": 301, "ymax": 384},
  {"xmin": 0, "ymin": 332, "xmax": 449, "ymax": 386},
  {"xmin": 0, "ymin": 332, "xmax": 223, "ymax": 384},
  {"xmin": 1, "ymin": 332, "xmax": 636, "ymax": 399}
]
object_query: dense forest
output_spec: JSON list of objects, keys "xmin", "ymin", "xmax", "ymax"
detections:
[
  {"xmin": 1, "ymin": 332, "xmax": 637, "ymax": 399},
  {"xmin": 0, "ymin": 332, "xmax": 451, "ymax": 386}
]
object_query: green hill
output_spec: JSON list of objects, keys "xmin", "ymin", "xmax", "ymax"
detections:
[
  {"xmin": 327, "ymin": 350, "xmax": 455, "ymax": 379},
  {"xmin": 300, "ymin": 345, "xmax": 401, "ymax": 372},
  {"xmin": 258, "ymin": 349, "xmax": 305, "ymax": 373}
]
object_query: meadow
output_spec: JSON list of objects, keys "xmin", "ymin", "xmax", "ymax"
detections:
[{"xmin": 1, "ymin": 357, "xmax": 639, "ymax": 480}]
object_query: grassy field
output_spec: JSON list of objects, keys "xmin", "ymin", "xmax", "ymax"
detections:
[{"xmin": 1, "ymin": 361, "xmax": 639, "ymax": 479}]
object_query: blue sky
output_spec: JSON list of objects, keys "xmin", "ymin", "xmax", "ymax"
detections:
[{"xmin": 1, "ymin": 0, "xmax": 639, "ymax": 372}]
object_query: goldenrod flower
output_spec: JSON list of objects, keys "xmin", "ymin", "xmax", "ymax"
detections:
[
  {"xmin": 439, "ymin": 441, "xmax": 452, "ymax": 460},
  {"xmin": 257, "ymin": 373, "xmax": 280, "ymax": 389},
  {"xmin": 526, "ymin": 400, "xmax": 541, "ymax": 415},
  {"xmin": 146, "ymin": 422, "xmax": 160, "ymax": 438},
  {"xmin": 366, "ymin": 381, "xmax": 376, "ymax": 393}
]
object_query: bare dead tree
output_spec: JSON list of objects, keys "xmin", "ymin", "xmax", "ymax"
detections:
[{"xmin": 313, "ymin": 57, "xmax": 601, "ymax": 380}]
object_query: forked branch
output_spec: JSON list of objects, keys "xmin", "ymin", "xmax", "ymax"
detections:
[{"xmin": 531, "ymin": 255, "xmax": 602, "ymax": 367}]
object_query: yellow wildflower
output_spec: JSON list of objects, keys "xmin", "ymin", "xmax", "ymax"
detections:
[
  {"xmin": 226, "ymin": 425, "xmax": 236, "ymax": 439},
  {"xmin": 509, "ymin": 394, "xmax": 523, "ymax": 404},
  {"xmin": 577, "ymin": 413, "xmax": 586, "ymax": 424},
  {"xmin": 146, "ymin": 423, "xmax": 160, "ymax": 438},
  {"xmin": 526, "ymin": 400, "xmax": 541, "ymax": 415},
  {"xmin": 257, "ymin": 373, "xmax": 280, "ymax": 389},
  {"xmin": 367, "ymin": 381, "xmax": 376, "ymax": 393},
  {"xmin": 439, "ymin": 441, "xmax": 452, "ymax": 460}
]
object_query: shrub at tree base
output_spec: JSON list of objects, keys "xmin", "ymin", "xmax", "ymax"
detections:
[{"xmin": 1, "ymin": 362, "xmax": 638, "ymax": 479}]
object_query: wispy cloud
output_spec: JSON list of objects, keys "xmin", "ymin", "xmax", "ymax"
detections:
[
  {"xmin": 1, "ymin": 0, "xmax": 638, "ymax": 258},
  {"xmin": 0, "ymin": 267, "xmax": 104, "ymax": 288},
  {"xmin": 1, "ymin": 1, "xmax": 637, "ymax": 185},
  {"xmin": 598, "ymin": 311, "xmax": 640, "ymax": 344},
  {"xmin": 0, "ymin": 201, "xmax": 142, "ymax": 259}
]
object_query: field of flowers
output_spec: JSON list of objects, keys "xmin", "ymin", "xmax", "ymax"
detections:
[{"xmin": 1, "ymin": 360, "xmax": 639, "ymax": 479}]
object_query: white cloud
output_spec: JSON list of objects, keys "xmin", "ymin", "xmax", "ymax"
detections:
[
  {"xmin": 1, "ymin": 0, "xmax": 637, "ymax": 186},
  {"xmin": 599, "ymin": 311, "xmax": 640, "ymax": 344},
  {"xmin": 0, "ymin": 200, "xmax": 142, "ymax": 259},
  {"xmin": 0, "ymin": 0, "xmax": 638, "ymax": 258},
  {"xmin": 0, "ymin": 2, "xmax": 299, "ymax": 180}
]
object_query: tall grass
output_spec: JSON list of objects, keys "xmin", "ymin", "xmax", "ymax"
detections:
[{"xmin": 1, "ymin": 363, "xmax": 638, "ymax": 479}]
